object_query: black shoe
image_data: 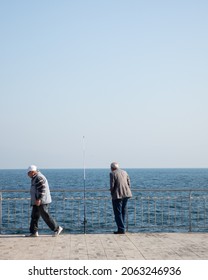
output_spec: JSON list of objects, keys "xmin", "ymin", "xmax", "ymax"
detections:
[
  {"xmin": 25, "ymin": 232, "xmax": 39, "ymax": 237},
  {"xmin": 114, "ymin": 231, "xmax": 125, "ymax": 234}
]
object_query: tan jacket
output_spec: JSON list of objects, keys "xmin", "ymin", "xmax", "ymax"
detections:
[{"xmin": 110, "ymin": 169, "xmax": 132, "ymax": 200}]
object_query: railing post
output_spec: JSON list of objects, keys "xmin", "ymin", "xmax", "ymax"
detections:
[
  {"xmin": 189, "ymin": 191, "xmax": 192, "ymax": 232},
  {"xmin": 126, "ymin": 204, "xmax": 129, "ymax": 232},
  {"xmin": 0, "ymin": 192, "xmax": 2, "ymax": 234}
]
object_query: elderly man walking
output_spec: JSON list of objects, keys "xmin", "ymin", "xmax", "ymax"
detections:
[
  {"xmin": 110, "ymin": 162, "xmax": 132, "ymax": 234},
  {"xmin": 26, "ymin": 165, "xmax": 63, "ymax": 237}
]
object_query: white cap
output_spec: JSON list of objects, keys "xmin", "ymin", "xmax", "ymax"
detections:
[{"xmin": 27, "ymin": 165, "xmax": 38, "ymax": 173}]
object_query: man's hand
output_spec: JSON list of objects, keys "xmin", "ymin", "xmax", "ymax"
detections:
[{"xmin": 35, "ymin": 199, "xmax": 41, "ymax": 206}]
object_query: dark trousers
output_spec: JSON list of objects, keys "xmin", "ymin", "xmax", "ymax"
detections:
[
  {"xmin": 112, "ymin": 197, "xmax": 129, "ymax": 233},
  {"xmin": 30, "ymin": 204, "xmax": 58, "ymax": 233}
]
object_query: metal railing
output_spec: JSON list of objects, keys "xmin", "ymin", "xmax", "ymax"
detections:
[{"xmin": 0, "ymin": 189, "xmax": 208, "ymax": 234}]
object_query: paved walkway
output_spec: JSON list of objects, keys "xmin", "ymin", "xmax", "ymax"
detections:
[{"xmin": 0, "ymin": 233, "xmax": 208, "ymax": 260}]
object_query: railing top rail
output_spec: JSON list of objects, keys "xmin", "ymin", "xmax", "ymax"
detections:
[{"xmin": 0, "ymin": 188, "xmax": 208, "ymax": 193}]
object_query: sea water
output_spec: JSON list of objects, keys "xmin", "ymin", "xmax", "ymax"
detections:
[
  {"xmin": 0, "ymin": 168, "xmax": 208, "ymax": 233},
  {"xmin": 1, "ymin": 168, "xmax": 208, "ymax": 191}
]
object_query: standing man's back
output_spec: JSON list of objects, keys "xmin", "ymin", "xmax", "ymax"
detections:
[{"xmin": 110, "ymin": 162, "xmax": 132, "ymax": 234}]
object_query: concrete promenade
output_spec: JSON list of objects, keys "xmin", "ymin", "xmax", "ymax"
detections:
[{"xmin": 0, "ymin": 232, "xmax": 208, "ymax": 260}]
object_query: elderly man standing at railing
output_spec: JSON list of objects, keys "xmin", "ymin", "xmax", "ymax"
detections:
[
  {"xmin": 26, "ymin": 165, "xmax": 63, "ymax": 237},
  {"xmin": 110, "ymin": 162, "xmax": 132, "ymax": 234}
]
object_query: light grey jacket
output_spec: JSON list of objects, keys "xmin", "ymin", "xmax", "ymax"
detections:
[
  {"xmin": 30, "ymin": 172, "xmax": 52, "ymax": 205},
  {"xmin": 110, "ymin": 169, "xmax": 132, "ymax": 200}
]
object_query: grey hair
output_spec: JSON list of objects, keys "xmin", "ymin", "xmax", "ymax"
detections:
[{"xmin": 110, "ymin": 162, "xmax": 119, "ymax": 170}]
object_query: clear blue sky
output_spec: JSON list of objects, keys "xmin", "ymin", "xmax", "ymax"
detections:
[{"xmin": 0, "ymin": 0, "xmax": 208, "ymax": 169}]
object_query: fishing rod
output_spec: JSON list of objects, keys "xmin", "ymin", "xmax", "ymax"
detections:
[{"xmin": 83, "ymin": 136, "xmax": 87, "ymax": 234}]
